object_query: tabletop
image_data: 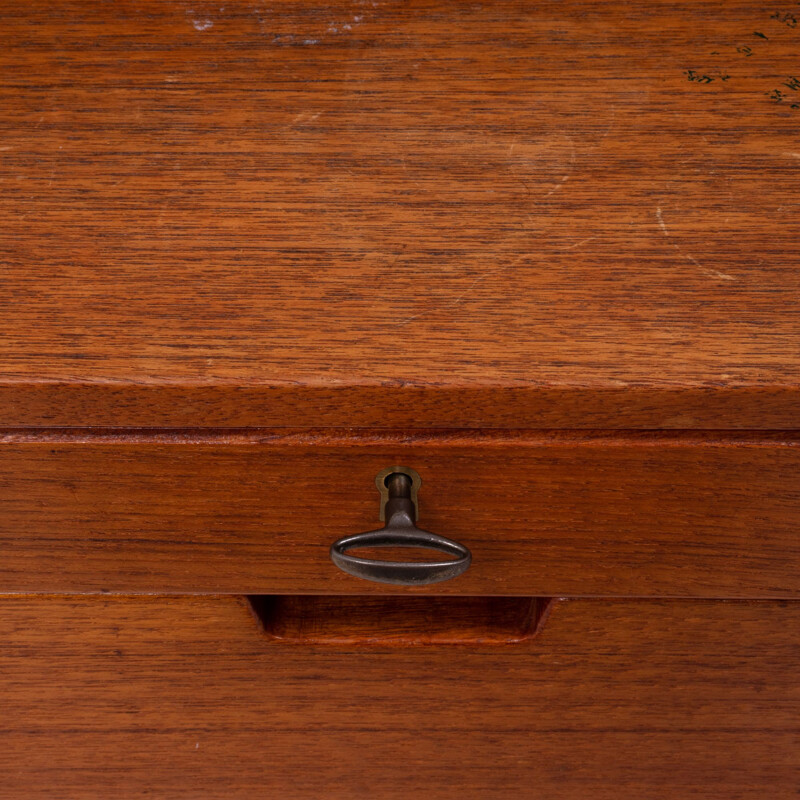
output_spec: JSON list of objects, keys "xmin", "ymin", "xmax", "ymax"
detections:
[{"xmin": 1, "ymin": 0, "xmax": 798, "ymax": 428}]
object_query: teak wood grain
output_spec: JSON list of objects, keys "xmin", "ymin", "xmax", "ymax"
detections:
[
  {"xmin": 1, "ymin": 0, "xmax": 799, "ymax": 428},
  {"xmin": 1, "ymin": 428, "xmax": 798, "ymax": 597},
  {"xmin": 0, "ymin": 595, "xmax": 798, "ymax": 799}
]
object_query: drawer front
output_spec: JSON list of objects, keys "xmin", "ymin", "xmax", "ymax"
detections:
[
  {"xmin": 0, "ymin": 431, "xmax": 799, "ymax": 596},
  {"xmin": 1, "ymin": 595, "xmax": 798, "ymax": 799}
]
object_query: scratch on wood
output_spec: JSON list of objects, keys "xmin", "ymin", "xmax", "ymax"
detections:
[
  {"xmin": 393, "ymin": 249, "xmax": 533, "ymax": 327},
  {"xmin": 655, "ymin": 207, "xmax": 736, "ymax": 281},
  {"xmin": 286, "ymin": 112, "xmax": 321, "ymax": 129},
  {"xmin": 542, "ymin": 135, "xmax": 576, "ymax": 198},
  {"xmin": 559, "ymin": 236, "xmax": 598, "ymax": 250}
]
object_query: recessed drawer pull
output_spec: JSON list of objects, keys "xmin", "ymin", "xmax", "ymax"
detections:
[
  {"xmin": 330, "ymin": 469, "xmax": 471, "ymax": 586},
  {"xmin": 249, "ymin": 596, "xmax": 548, "ymax": 645}
]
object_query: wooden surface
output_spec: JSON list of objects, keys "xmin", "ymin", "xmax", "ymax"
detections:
[
  {"xmin": 0, "ymin": 595, "xmax": 797, "ymax": 798},
  {"xmin": 1, "ymin": 428, "xmax": 798, "ymax": 597},
  {"xmin": 1, "ymin": 0, "xmax": 799, "ymax": 428}
]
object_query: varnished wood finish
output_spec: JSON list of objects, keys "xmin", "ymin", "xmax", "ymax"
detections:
[
  {"xmin": 1, "ymin": 428, "xmax": 798, "ymax": 596},
  {"xmin": 3, "ymin": 5, "xmax": 798, "ymax": 795},
  {"xmin": 0, "ymin": 595, "xmax": 797, "ymax": 798},
  {"xmin": 1, "ymin": 0, "xmax": 799, "ymax": 429}
]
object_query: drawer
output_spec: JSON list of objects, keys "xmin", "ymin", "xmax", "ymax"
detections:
[
  {"xmin": 0, "ymin": 430, "xmax": 798, "ymax": 596},
  {"xmin": 1, "ymin": 594, "xmax": 797, "ymax": 799}
]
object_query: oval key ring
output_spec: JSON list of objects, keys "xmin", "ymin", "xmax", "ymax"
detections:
[{"xmin": 330, "ymin": 471, "xmax": 472, "ymax": 586}]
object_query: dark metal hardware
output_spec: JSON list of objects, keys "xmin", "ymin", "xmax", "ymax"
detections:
[{"xmin": 330, "ymin": 471, "xmax": 472, "ymax": 586}]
